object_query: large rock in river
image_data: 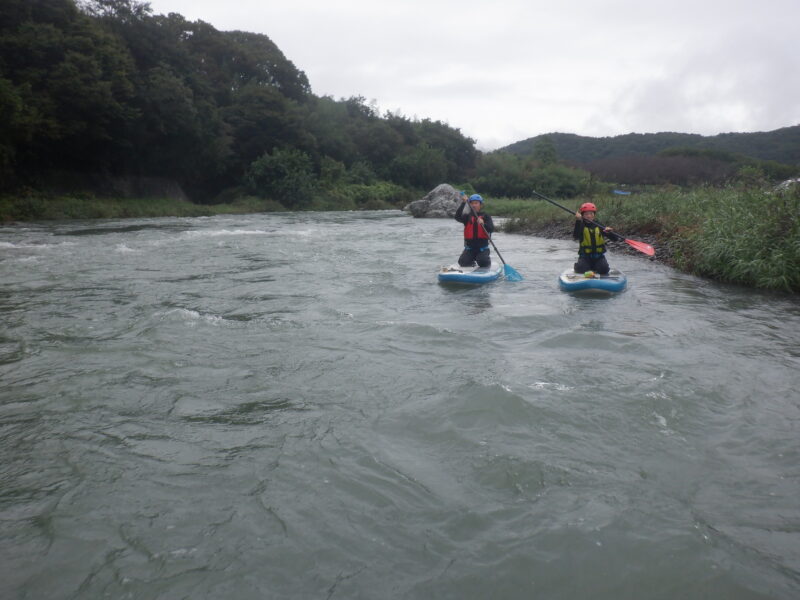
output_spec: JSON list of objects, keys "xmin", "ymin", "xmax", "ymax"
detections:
[{"xmin": 404, "ymin": 183, "xmax": 461, "ymax": 218}]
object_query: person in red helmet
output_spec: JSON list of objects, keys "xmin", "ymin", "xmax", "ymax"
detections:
[{"xmin": 573, "ymin": 202, "xmax": 615, "ymax": 275}]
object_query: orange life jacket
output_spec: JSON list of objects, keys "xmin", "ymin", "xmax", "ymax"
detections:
[{"xmin": 463, "ymin": 214, "xmax": 489, "ymax": 240}]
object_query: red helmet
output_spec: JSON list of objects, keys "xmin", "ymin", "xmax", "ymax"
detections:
[{"xmin": 579, "ymin": 202, "xmax": 597, "ymax": 213}]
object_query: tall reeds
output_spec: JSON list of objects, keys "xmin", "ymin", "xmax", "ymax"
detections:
[{"xmin": 499, "ymin": 185, "xmax": 800, "ymax": 292}]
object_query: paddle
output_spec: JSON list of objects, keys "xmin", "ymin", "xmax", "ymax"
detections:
[
  {"xmin": 464, "ymin": 196, "xmax": 523, "ymax": 281},
  {"xmin": 530, "ymin": 190, "xmax": 655, "ymax": 256}
]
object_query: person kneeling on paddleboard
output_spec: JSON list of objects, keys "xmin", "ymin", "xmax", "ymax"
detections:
[
  {"xmin": 573, "ymin": 202, "xmax": 616, "ymax": 276},
  {"xmin": 455, "ymin": 192, "xmax": 494, "ymax": 268}
]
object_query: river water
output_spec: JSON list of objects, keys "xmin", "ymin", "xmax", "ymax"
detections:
[{"xmin": 1, "ymin": 210, "xmax": 799, "ymax": 599}]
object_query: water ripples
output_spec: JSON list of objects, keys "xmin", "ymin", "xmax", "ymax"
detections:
[{"xmin": 2, "ymin": 212, "xmax": 799, "ymax": 598}]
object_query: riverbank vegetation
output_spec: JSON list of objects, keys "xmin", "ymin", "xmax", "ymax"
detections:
[
  {"xmin": 503, "ymin": 184, "xmax": 800, "ymax": 293},
  {"xmin": 0, "ymin": 193, "xmax": 281, "ymax": 221},
  {"xmin": 0, "ymin": 179, "xmax": 411, "ymax": 221}
]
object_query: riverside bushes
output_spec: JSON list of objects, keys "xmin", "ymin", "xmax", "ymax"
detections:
[
  {"xmin": 0, "ymin": 194, "xmax": 279, "ymax": 221},
  {"xmin": 502, "ymin": 185, "xmax": 800, "ymax": 293},
  {"xmin": 0, "ymin": 180, "xmax": 414, "ymax": 222},
  {"xmin": 656, "ymin": 187, "xmax": 800, "ymax": 292}
]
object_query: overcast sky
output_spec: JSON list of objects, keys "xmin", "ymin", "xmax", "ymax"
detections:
[{"xmin": 145, "ymin": 0, "xmax": 799, "ymax": 151}]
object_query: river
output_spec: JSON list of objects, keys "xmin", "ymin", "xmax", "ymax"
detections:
[{"xmin": 2, "ymin": 210, "xmax": 799, "ymax": 599}]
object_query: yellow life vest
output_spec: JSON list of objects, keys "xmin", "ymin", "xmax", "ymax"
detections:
[{"xmin": 579, "ymin": 225, "xmax": 606, "ymax": 256}]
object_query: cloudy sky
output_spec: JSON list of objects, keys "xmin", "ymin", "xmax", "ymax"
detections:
[{"xmin": 145, "ymin": 0, "xmax": 799, "ymax": 150}]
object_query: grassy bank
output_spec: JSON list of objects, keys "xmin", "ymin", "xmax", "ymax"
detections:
[
  {"xmin": 0, "ymin": 194, "xmax": 292, "ymax": 222},
  {"xmin": 500, "ymin": 186, "xmax": 800, "ymax": 293},
  {"xmin": 0, "ymin": 180, "xmax": 413, "ymax": 222}
]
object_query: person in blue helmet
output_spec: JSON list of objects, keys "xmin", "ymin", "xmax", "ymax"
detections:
[{"xmin": 454, "ymin": 191, "xmax": 494, "ymax": 267}]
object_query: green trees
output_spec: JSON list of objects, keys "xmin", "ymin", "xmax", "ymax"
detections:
[
  {"xmin": 223, "ymin": 84, "xmax": 308, "ymax": 169},
  {"xmin": 582, "ymin": 150, "xmax": 797, "ymax": 187},
  {"xmin": 472, "ymin": 151, "xmax": 589, "ymax": 198},
  {"xmin": 389, "ymin": 144, "xmax": 448, "ymax": 189},
  {"xmin": 0, "ymin": 0, "xmax": 138, "ymax": 177},
  {"xmin": 0, "ymin": 0, "xmax": 480, "ymax": 206},
  {"xmin": 0, "ymin": 76, "xmax": 35, "ymax": 179},
  {"xmin": 532, "ymin": 135, "xmax": 557, "ymax": 166},
  {"xmin": 501, "ymin": 130, "xmax": 800, "ymax": 187},
  {"xmin": 414, "ymin": 118, "xmax": 478, "ymax": 181},
  {"xmin": 246, "ymin": 148, "xmax": 315, "ymax": 208}
]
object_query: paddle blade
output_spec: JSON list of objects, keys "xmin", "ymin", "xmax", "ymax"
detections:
[
  {"xmin": 503, "ymin": 264, "xmax": 523, "ymax": 281},
  {"xmin": 625, "ymin": 238, "xmax": 655, "ymax": 256}
]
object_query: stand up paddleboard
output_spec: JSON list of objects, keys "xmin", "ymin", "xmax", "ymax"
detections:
[
  {"xmin": 559, "ymin": 268, "xmax": 627, "ymax": 294},
  {"xmin": 438, "ymin": 262, "xmax": 503, "ymax": 284}
]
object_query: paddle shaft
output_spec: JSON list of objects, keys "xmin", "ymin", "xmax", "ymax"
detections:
[
  {"xmin": 530, "ymin": 190, "xmax": 655, "ymax": 256},
  {"xmin": 530, "ymin": 190, "xmax": 618, "ymax": 236}
]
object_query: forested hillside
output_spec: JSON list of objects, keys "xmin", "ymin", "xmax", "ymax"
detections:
[
  {"xmin": 502, "ymin": 127, "xmax": 800, "ymax": 166},
  {"xmin": 3, "ymin": 0, "xmax": 797, "ymax": 210},
  {"xmin": 0, "ymin": 0, "xmax": 477, "ymax": 205}
]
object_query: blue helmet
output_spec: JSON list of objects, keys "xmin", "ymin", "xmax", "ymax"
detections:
[{"xmin": 469, "ymin": 194, "xmax": 483, "ymax": 203}]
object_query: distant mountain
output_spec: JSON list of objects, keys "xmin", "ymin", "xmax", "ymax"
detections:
[{"xmin": 500, "ymin": 125, "xmax": 800, "ymax": 166}]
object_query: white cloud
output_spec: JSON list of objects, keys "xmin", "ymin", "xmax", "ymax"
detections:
[
  {"xmin": 146, "ymin": 0, "xmax": 800, "ymax": 149},
  {"xmin": 596, "ymin": 27, "xmax": 800, "ymax": 135}
]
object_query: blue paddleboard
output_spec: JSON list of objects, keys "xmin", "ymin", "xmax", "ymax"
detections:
[
  {"xmin": 438, "ymin": 262, "xmax": 503, "ymax": 284},
  {"xmin": 559, "ymin": 268, "xmax": 627, "ymax": 293}
]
